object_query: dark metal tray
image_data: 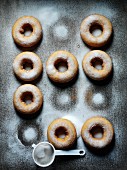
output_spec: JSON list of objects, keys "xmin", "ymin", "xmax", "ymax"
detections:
[{"xmin": 1, "ymin": 0, "xmax": 127, "ymax": 169}]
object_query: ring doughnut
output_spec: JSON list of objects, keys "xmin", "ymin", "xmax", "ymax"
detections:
[
  {"xmin": 46, "ymin": 51, "xmax": 79, "ymax": 83},
  {"xmin": 80, "ymin": 14, "xmax": 112, "ymax": 47},
  {"xmin": 12, "ymin": 16, "xmax": 42, "ymax": 47},
  {"xmin": 81, "ymin": 116, "xmax": 114, "ymax": 149},
  {"xmin": 13, "ymin": 52, "xmax": 43, "ymax": 81},
  {"xmin": 82, "ymin": 50, "xmax": 112, "ymax": 80},
  {"xmin": 47, "ymin": 118, "xmax": 77, "ymax": 149},
  {"xmin": 13, "ymin": 84, "xmax": 43, "ymax": 114}
]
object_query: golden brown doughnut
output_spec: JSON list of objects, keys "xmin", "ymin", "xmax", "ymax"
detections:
[
  {"xmin": 47, "ymin": 118, "xmax": 77, "ymax": 149},
  {"xmin": 82, "ymin": 50, "xmax": 112, "ymax": 80},
  {"xmin": 80, "ymin": 14, "xmax": 112, "ymax": 47},
  {"xmin": 13, "ymin": 52, "xmax": 43, "ymax": 81},
  {"xmin": 81, "ymin": 116, "xmax": 114, "ymax": 149},
  {"xmin": 12, "ymin": 16, "xmax": 42, "ymax": 47},
  {"xmin": 46, "ymin": 51, "xmax": 79, "ymax": 83},
  {"xmin": 13, "ymin": 84, "xmax": 43, "ymax": 114}
]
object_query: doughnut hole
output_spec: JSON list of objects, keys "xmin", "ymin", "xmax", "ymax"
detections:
[
  {"xmin": 90, "ymin": 24, "xmax": 103, "ymax": 37},
  {"xmin": 20, "ymin": 23, "xmax": 33, "ymax": 36},
  {"xmin": 90, "ymin": 57, "xmax": 103, "ymax": 70},
  {"xmin": 79, "ymin": 150, "xmax": 85, "ymax": 155},
  {"xmin": 55, "ymin": 127, "xmax": 68, "ymax": 139},
  {"xmin": 21, "ymin": 91, "xmax": 34, "ymax": 105},
  {"xmin": 90, "ymin": 125, "xmax": 104, "ymax": 139},
  {"xmin": 21, "ymin": 59, "xmax": 33, "ymax": 70},
  {"xmin": 55, "ymin": 59, "xmax": 68, "ymax": 72}
]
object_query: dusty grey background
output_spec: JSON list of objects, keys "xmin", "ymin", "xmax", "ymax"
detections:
[{"xmin": 0, "ymin": 0, "xmax": 127, "ymax": 169}]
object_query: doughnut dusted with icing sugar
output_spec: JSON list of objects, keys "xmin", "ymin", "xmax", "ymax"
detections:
[
  {"xmin": 47, "ymin": 118, "xmax": 77, "ymax": 149},
  {"xmin": 12, "ymin": 16, "xmax": 42, "ymax": 47},
  {"xmin": 81, "ymin": 116, "xmax": 114, "ymax": 149},
  {"xmin": 13, "ymin": 52, "xmax": 43, "ymax": 81},
  {"xmin": 82, "ymin": 50, "xmax": 112, "ymax": 80},
  {"xmin": 13, "ymin": 84, "xmax": 43, "ymax": 114},
  {"xmin": 46, "ymin": 51, "xmax": 79, "ymax": 83},
  {"xmin": 80, "ymin": 14, "xmax": 112, "ymax": 47}
]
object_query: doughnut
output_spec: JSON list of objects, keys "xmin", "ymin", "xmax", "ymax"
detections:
[
  {"xmin": 12, "ymin": 16, "xmax": 42, "ymax": 47},
  {"xmin": 82, "ymin": 50, "xmax": 112, "ymax": 80},
  {"xmin": 46, "ymin": 51, "xmax": 79, "ymax": 83},
  {"xmin": 13, "ymin": 84, "xmax": 43, "ymax": 114},
  {"xmin": 13, "ymin": 52, "xmax": 43, "ymax": 81},
  {"xmin": 81, "ymin": 116, "xmax": 114, "ymax": 149},
  {"xmin": 47, "ymin": 118, "xmax": 77, "ymax": 149},
  {"xmin": 80, "ymin": 14, "xmax": 112, "ymax": 47}
]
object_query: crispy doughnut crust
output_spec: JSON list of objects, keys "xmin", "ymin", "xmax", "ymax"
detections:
[
  {"xmin": 13, "ymin": 52, "xmax": 43, "ymax": 81},
  {"xmin": 13, "ymin": 84, "xmax": 43, "ymax": 114},
  {"xmin": 46, "ymin": 51, "xmax": 79, "ymax": 83},
  {"xmin": 12, "ymin": 16, "xmax": 42, "ymax": 47},
  {"xmin": 47, "ymin": 118, "xmax": 77, "ymax": 149},
  {"xmin": 81, "ymin": 116, "xmax": 114, "ymax": 149},
  {"xmin": 82, "ymin": 50, "xmax": 112, "ymax": 80},
  {"xmin": 80, "ymin": 14, "xmax": 112, "ymax": 47}
]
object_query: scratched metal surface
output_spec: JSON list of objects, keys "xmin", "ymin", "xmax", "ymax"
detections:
[{"xmin": 0, "ymin": 0, "xmax": 127, "ymax": 169}]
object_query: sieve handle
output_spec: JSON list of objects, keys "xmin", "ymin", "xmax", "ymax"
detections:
[
  {"xmin": 55, "ymin": 149, "xmax": 85, "ymax": 156},
  {"xmin": 32, "ymin": 144, "xmax": 36, "ymax": 148}
]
